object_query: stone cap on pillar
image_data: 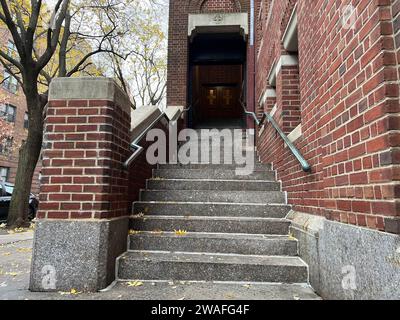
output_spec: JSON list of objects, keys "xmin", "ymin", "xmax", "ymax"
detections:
[
  {"xmin": 48, "ymin": 77, "xmax": 133, "ymax": 114},
  {"xmin": 130, "ymin": 105, "xmax": 162, "ymax": 140}
]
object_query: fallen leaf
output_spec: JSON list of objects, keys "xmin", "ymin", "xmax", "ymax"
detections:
[
  {"xmin": 0, "ymin": 223, "xmax": 6, "ymax": 229},
  {"xmin": 224, "ymin": 293, "xmax": 236, "ymax": 300},
  {"xmin": 16, "ymin": 248, "xmax": 32, "ymax": 253},
  {"xmin": 70, "ymin": 289, "xmax": 82, "ymax": 295},
  {"xmin": 293, "ymin": 295, "xmax": 300, "ymax": 300},
  {"xmin": 288, "ymin": 233, "xmax": 297, "ymax": 241},
  {"xmin": 127, "ymin": 281, "xmax": 143, "ymax": 287},
  {"xmin": 174, "ymin": 229, "xmax": 188, "ymax": 236},
  {"xmin": 5, "ymin": 272, "xmax": 19, "ymax": 277},
  {"xmin": 2, "ymin": 252, "xmax": 11, "ymax": 256},
  {"xmin": 58, "ymin": 288, "xmax": 82, "ymax": 295},
  {"xmin": 129, "ymin": 230, "xmax": 141, "ymax": 235},
  {"xmin": 243, "ymin": 284, "xmax": 251, "ymax": 289}
]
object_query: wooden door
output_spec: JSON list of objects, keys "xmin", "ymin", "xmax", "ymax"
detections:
[{"xmin": 201, "ymin": 85, "xmax": 240, "ymax": 120}]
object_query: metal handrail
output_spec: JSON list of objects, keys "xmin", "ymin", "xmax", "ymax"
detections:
[
  {"xmin": 240, "ymin": 99, "xmax": 311, "ymax": 172},
  {"xmin": 262, "ymin": 112, "xmax": 311, "ymax": 172},
  {"xmin": 240, "ymin": 100, "xmax": 261, "ymax": 126}
]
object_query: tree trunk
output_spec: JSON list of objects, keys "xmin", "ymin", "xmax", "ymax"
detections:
[{"xmin": 7, "ymin": 82, "xmax": 44, "ymax": 228}]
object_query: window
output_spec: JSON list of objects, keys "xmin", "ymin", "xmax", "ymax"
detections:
[
  {"xmin": 0, "ymin": 167, "xmax": 10, "ymax": 182},
  {"xmin": 0, "ymin": 104, "xmax": 16, "ymax": 123},
  {"xmin": 3, "ymin": 70, "xmax": 18, "ymax": 93},
  {"xmin": 0, "ymin": 137, "xmax": 13, "ymax": 155},
  {"xmin": 7, "ymin": 40, "xmax": 17, "ymax": 58},
  {"xmin": 24, "ymin": 112, "xmax": 29, "ymax": 129}
]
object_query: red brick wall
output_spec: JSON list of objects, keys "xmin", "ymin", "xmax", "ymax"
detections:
[
  {"xmin": 38, "ymin": 99, "xmax": 131, "ymax": 220},
  {"xmin": 127, "ymin": 122, "xmax": 170, "ymax": 212},
  {"xmin": 277, "ymin": 65, "xmax": 301, "ymax": 134},
  {"xmin": 256, "ymin": 0, "xmax": 400, "ymax": 234},
  {"xmin": 394, "ymin": 0, "xmax": 400, "ymax": 76},
  {"xmin": 201, "ymin": 0, "xmax": 240, "ymax": 13}
]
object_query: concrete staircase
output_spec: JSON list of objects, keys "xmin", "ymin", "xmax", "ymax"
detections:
[{"xmin": 115, "ymin": 130, "xmax": 319, "ymax": 299}]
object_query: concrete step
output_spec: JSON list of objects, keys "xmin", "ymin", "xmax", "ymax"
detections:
[
  {"xmin": 158, "ymin": 163, "xmax": 271, "ymax": 170},
  {"xmin": 147, "ymin": 179, "xmax": 281, "ymax": 191},
  {"xmin": 140, "ymin": 189, "xmax": 286, "ymax": 204},
  {"xmin": 129, "ymin": 232, "xmax": 298, "ymax": 256},
  {"xmin": 153, "ymin": 169, "xmax": 275, "ymax": 180},
  {"xmin": 133, "ymin": 202, "xmax": 291, "ymax": 218},
  {"xmin": 130, "ymin": 216, "xmax": 291, "ymax": 235},
  {"xmin": 109, "ymin": 281, "xmax": 321, "ymax": 300},
  {"xmin": 118, "ymin": 251, "xmax": 309, "ymax": 283}
]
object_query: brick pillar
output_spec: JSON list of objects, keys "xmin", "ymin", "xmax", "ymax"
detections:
[
  {"xmin": 30, "ymin": 78, "xmax": 131, "ymax": 292},
  {"xmin": 276, "ymin": 63, "xmax": 301, "ymax": 134}
]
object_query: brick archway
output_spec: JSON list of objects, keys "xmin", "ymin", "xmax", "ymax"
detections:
[{"xmin": 188, "ymin": 0, "xmax": 246, "ymax": 13}]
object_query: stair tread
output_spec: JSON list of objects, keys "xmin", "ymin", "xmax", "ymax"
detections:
[
  {"xmin": 109, "ymin": 281, "xmax": 320, "ymax": 300},
  {"xmin": 155, "ymin": 168, "xmax": 274, "ymax": 172},
  {"xmin": 130, "ymin": 231, "xmax": 295, "ymax": 241},
  {"xmin": 148, "ymin": 178, "xmax": 277, "ymax": 182},
  {"xmin": 121, "ymin": 250, "xmax": 307, "ymax": 267},
  {"xmin": 144, "ymin": 189, "xmax": 283, "ymax": 193},
  {"xmin": 131, "ymin": 215, "xmax": 290, "ymax": 222},
  {"xmin": 135, "ymin": 201, "xmax": 289, "ymax": 206},
  {"xmin": 140, "ymin": 190, "xmax": 286, "ymax": 204}
]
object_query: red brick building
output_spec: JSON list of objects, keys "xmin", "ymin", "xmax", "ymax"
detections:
[
  {"xmin": 167, "ymin": 0, "xmax": 400, "ymax": 234},
  {"xmin": 164, "ymin": 0, "xmax": 400, "ymax": 298},
  {"xmin": 0, "ymin": 28, "xmax": 40, "ymax": 193},
  {"xmin": 255, "ymin": 0, "xmax": 400, "ymax": 235}
]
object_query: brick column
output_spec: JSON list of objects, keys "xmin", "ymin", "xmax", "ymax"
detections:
[
  {"xmin": 276, "ymin": 62, "xmax": 301, "ymax": 134},
  {"xmin": 30, "ymin": 78, "xmax": 131, "ymax": 292}
]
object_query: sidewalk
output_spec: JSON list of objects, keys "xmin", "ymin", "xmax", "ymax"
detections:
[{"xmin": 0, "ymin": 229, "xmax": 34, "ymax": 245}]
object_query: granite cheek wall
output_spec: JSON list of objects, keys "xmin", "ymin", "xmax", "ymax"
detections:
[{"xmin": 289, "ymin": 211, "xmax": 400, "ymax": 300}]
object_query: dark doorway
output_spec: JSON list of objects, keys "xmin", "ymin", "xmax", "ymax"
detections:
[{"xmin": 189, "ymin": 33, "xmax": 247, "ymax": 129}]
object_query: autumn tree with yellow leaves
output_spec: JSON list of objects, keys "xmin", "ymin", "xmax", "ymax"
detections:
[{"xmin": 0, "ymin": 0, "xmax": 153, "ymax": 227}]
